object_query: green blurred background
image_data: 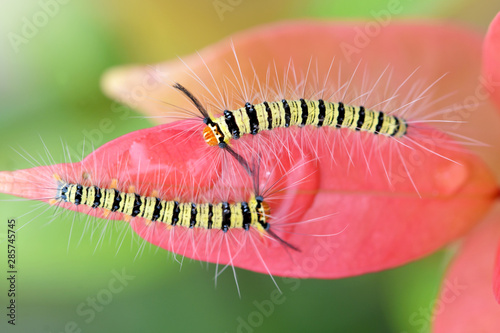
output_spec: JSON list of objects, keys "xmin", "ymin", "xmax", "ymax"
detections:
[{"xmin": 0, "ymin": 1, "xmax": 498, "ymax": 332}]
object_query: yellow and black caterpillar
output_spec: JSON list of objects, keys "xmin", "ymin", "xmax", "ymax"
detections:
[
  {"xmin": 57, "ymin": 182, "xmax": 270, "ymax": 233},
  {"xmin": 173, "ymin": 83, "xmax": 408, "ymax": 148}
]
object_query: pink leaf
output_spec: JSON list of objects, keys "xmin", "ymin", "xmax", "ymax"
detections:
[
  {"xmin": 483, "ymin": 12, "xmax": 500, "ymax": 112},
  {"xmin": 433, "ymin": 206, "xmax": 500, "ymax": 332},
  {"xmin": 494, "ymin": 239, "xmax": 500, "ymax": 303},
  {"xmin": 0, "ymin": 119, "xmax": 496, "ymax": 278}
]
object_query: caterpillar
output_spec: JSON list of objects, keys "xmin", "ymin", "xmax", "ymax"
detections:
[
  {"xmin": 161, "ymin": 52, "xmax": 476, "ymax": 195},
  {"xmin": 168, "ymin": 64, "xmax": 459, "ymax": 197},
  {"xmin": 54, "ymin": 175, "xmax": 297, "ymax": 250},
  {"xmin": 173, "ymin": 82, "xmax": 408, "ymax": 149}
]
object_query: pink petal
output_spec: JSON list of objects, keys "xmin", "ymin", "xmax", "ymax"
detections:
[
  {"xmin": 101, "ymin": 21, "xmax": 500, "ymax": 177},
  {"xmin": 104, "ymin": 22, "xmax": 489, "ymax": 123},
  {"xmin": 483, "ymin": 12, "xmax": 500, "ymax": 112},
  {"xmin": 495, "ymin": 240, "xmax": 500, "ymax": 303},
  {"xmin": 433, "ymin": 207, "xmax": 500, "ymax": 332},
  {"xmin": 1, "ymin": 118, "xmax": 497, "ymax": 278}
]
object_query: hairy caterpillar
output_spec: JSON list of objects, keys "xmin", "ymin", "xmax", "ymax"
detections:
[
  {"xmin": 155, "ymin": 51, "xmax": 480, "ymax": 198},
  {"xmin": 173, "ymin": 81, "xmax": 408, "ymax": 149},
  {"xmin": 53, "ymin": 172, "xmax": 297, "ymax": 251}
]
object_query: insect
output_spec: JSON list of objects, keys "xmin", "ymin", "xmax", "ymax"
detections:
[
  {"xmin": 173, "ymin": 81, "xmax": 408, "ymax": 150},
  {"xmin": 163, "ymin": 51, "xmax": 474, "ymax": 198},
  {"xmin": 53, "ymin": 171, "xmax": 296, "ymax": 250}
]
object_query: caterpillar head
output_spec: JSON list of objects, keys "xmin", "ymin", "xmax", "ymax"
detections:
[
  {"xmin": 249, "ymin": 195, "xmax": 271, "ymax": 231},
  {"xmin": 250, "ymin": 194, "xmax": 300, "ymax": 252},
  {"xmin": 203, "ymin": 122, "xmax": 228, "ymax": 147},
  {"xmin": 54, "ymin": 175, "xmax": 69, "ymax": 202},
  {"xmin": 202, "ymin": 124, "xmax": 219, "ymax": 146}
]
